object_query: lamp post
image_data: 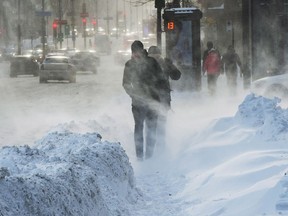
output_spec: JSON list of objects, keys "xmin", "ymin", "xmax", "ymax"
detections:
[
  {"xmin": 106, "ymin": 0, "xmax": 110, "ymax": 35},
  {"xmin": 41, "ymin": 0, "xmax": 46, "ymax": 59},
  {"xmin": 71, "ymin": 0, "xmax": 76, "ymax": 48},
  {"xmin": 155, "ymin": 0, "xmax": 165, "ymax": 49},
  {"xmin": 58, "ymin": 0, "xmax": 63, "ymax": 49},
  {"xmin": 116, "ymin": 0, "xmax": 119, "ymax": 38},
  {"xmin": 95, "ymin": 0, "xmax": 98, "ymax": 34},
  {"xmin": 124, "ymin": 0, "xmax": 127, "ymax": 33},
  {"xmin": 17, "ymin": 0, "xmax": 21, "ymax": 55}
]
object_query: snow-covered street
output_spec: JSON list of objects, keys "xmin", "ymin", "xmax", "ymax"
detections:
[{"xmin": 1, "ymin": 55, "xmax": 288, "ymax": 215}]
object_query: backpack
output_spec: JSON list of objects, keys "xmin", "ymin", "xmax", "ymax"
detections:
[{"xmin": 204, "ymin": 50, "xmax": 221, "ymax": 75}]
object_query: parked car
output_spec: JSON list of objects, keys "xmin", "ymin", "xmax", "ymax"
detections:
[
  {"xmin": 39, "ymin": 56, "xmax": 76, "ymax": 83},
  {"xmin": 71, "ymin": 50, "xmax": 100, "ymax": 74},
  {"xmin": 251, "ymin": 72, "xmax": 288, "ymax": 100},
  {"xmin": 10, "ymin": 55, "xmax": 39, "ymax": 77}
]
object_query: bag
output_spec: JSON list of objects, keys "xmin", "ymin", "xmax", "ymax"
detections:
[{"xmin": 204, "ymin": 50, "xmax": 221, "ymax": 74}]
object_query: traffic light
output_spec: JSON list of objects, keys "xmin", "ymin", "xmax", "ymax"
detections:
[
  {"xmin": 82, "ymin": 18, "xmax": 87, "ymax": 24},
  {"xmin": 92, "ymin": 19, "xmax": 97, "ymax": 30},
  {"xmin": 52, "ymin": 21, "xmax": 58, "ymax": 38}
]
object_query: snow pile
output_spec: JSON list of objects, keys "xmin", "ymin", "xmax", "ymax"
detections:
[
  {"xmin": 172, "ymin": 94, "xmax": 288, "ymax": 216},
  {"xmin": 235, "ymin": 94, "xmax": 288, "ymax": 140},
  {"xmin": 0, "ymin": 131, "xmax": 139, "ymax": 216}
]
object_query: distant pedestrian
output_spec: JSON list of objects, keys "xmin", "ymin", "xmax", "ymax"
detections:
[
  {"xmin": 122, "ymin": 41, "xmax": 166, "ymax": 160},
  {"xmin": 202, "ymin": 41, "xmax": 222, "ymax": 95},
  {"xmin": 148, "ymin": 46, "xmax": 181, "ymax": 150},
  {"xmin": 222, "ymin": 45, "xmax": 242, "ymax": 94}
]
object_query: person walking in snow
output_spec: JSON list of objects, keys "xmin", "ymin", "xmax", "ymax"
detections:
[
  {"xmin": 148, "ymin": 45, "xmax": 181, "ymax": 150},
  {"xmin": 202, "ymin": 41, "xmax": 222, "ymax": 95},
  {"xmin": 222, "ymin": 45, "xmax": 243, "ymax": 95},
  {"xmin": 122, "ymin": 41, "xmax": 166, "ymax": 160}
]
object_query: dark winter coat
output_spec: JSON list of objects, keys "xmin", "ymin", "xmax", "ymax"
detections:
[
  {"xmin": 122, "ymin": 51, "xmax": 166, "ymax": 109},
  {"xmin": 222, "ymin": 50, "xmax": 242, "ymax": 75}
]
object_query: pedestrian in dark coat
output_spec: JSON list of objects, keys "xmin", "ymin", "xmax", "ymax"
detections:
[
  {"xmin": 222, "ymin": 45, "xmax": 242, "ymax": 94},
  {"xmin": 122, "ymin": 41, "xmax": 166, "ymax": 160},
  {"xmin": 148, "ymin": 46, "xmax": 181, "ymax": 150}
]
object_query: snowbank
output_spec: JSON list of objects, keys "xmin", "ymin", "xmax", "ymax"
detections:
[
  {"xmin": 0, "ymin": 131, "xmax": 139, "ymax": 216},
  {"xmin": 1, "ymin": 94, "xmax": 288, "ymax": 216},
  {"xmin": 172, "ymin": 94, "xmax": 288, "ymax": 216}
]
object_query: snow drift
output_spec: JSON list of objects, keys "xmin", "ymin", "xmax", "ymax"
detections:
[
  {"xmin": 0, "ymin": 132, "xmax": 139, "ymax": 216},
  {"xmin": 1, "ymin": 94, "xmax": 288, "ymax": 216}
]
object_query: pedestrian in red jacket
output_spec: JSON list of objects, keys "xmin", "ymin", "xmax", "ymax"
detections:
[{"xmin": 203, "ymin": 41, "xmax": 222, "ymax": 95}]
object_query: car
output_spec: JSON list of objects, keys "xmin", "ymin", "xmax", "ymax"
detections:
[
  {"xmin": 46, "ymin": 52, "xmax": 66, "ymax": 57},
  {"xmin": 39, "ymin": 56, "xmax": 76, "ymax": 83},
  {"xmin": 32, "ymin": 49, "xmax": 44, "ymax": 63},
  {"xmin": 94, "ymin": 34, "xmax": 112, "ymax": 55},
  {"xmin": 71, "ymin": 50, "xmax": 100, "ymax": 74},
  {"xmin": 9, "ymin": 55, "xmax": 39, "ymax": 77},
  {"xmin": 251, "ymin": 72, "xmax": 288, "ymax": 100}
]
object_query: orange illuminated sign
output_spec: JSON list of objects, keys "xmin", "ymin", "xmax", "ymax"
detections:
[{"xmin": 167, "ymin": 21, "xmax": 174, "ymax": 30}]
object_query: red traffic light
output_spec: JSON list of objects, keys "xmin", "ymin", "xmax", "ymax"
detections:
[
  {"xmin": 52, "ymin": 22, "xmax": 58, "ymax": 29},
  {"xmin": 92, "ymin": 20, "xmax": 97, "ymax": 25},
  {"xmin": 82, "ymin": 18, "xmax": 87, "ymax": 24}
]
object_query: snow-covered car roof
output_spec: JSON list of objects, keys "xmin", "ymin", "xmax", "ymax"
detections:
[{"xmin": 251, "ymin": 73, "xmax": 288, "ymax": 100}]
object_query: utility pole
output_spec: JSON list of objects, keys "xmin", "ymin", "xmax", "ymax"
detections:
[
  {"xmin": 71, "ymin": 0, "xmax": 76, "ymax": 48},
  {"xmin": 106, "ymin": 0, "xmax": 110, "ymax": 35},
  {"xmin": 130, "ymin": 0, "xmax": 132, "ymax": 32},
  {"xmin": 155, "ymin": 0, "xmax": 165, "ymax": 50},
  {"xmin": 136, "ymin": 5, "xmax": 139, "ymax": 36},
  {"xmin": 116, "ymin": 0, "xmax": 119, "ymax": 38},
  {"xmin": 41, "ymin": 0, "xmax": 46, "ymax": 58},
  {"xmin": 95, "ymin": 0, "xmax": 98, "ymax": 34},
  {"xmin": 124, "ymin": 0, "xmax": 127, "ymax": 33},
  {"xmin": 242, "ymin": 0, "xmax": 252, "ymax": 88},
  {"xmin": 58, "ymin": 0, "xmax": 63, "ymax": 49},
  {"xmin": 81, "ymin": 2, "xmax": 88, "ymax": 50},
  {"xmin": 17, "ymin": 0, "xmax": 21, "ymax": 55}
]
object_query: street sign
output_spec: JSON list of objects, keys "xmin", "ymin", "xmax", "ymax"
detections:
[
  {"xmin": 65, "ymin": 25, "xmax": 70, "ymax": 36},
  {"xmin": 35, "ymin": 11, "xmax": 52, "ymax": 17},
  {"xmin": 226, "ymin": 20, "xmax": 232, "ymax": 32},
  {"xmin": 80, "ymin": 13, "xmax": 89, "ymax": 18},
  {"xmin": 54, "ymin": 19, "xmax": 68, "ymax": 25}
]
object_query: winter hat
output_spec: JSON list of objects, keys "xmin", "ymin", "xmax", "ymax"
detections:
[
  {"xmin": 131, "ymin": 40, "xmax": 144, "ymax": 53},
  {"xmin": 148, "ymin": 46, "xmax": 161, "ymax": 55}
]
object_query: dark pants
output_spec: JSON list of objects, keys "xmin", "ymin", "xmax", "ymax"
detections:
[
  {"xmin": 226, "ymin": 71, "xmax": 237, "ymax": 95},
  {"xmin": 132, "ymin": 104, "xmax": 158, "ymax": 160}
]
